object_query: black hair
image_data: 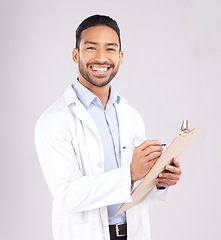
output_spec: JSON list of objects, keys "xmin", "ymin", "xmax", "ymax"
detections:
[{"xmin": 75, "ymin": 14, "xmax": 121, "ymax": 51}]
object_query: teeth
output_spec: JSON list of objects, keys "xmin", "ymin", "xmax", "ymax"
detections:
[{"xmin": 92, "ymin": 66, "xmax": 108, "ymax": 72}]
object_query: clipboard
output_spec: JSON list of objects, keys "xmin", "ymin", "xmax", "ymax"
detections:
[{"xmin": 115, "ymin": 121, "xmax": 200, "ymax": 216}]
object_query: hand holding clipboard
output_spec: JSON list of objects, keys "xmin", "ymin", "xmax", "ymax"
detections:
[{"xmin": 115, "ymin": 120, "xmax": 200, "ymax": 216}]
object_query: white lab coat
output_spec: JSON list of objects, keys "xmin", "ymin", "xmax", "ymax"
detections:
[{"xmin": 35, "ymin": 85, "xmax": 167, "ymax": 240}]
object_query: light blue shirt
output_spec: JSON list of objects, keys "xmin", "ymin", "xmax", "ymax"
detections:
[{"xmin": 73, "ymin": 79, "xmax": 126, "ymax": 225}]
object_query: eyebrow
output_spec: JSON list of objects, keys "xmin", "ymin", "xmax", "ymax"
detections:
[
  {"xmin": 106, "ymin": 43, "xmax": 118, "ymax": 47},
  {"xmin": 84, "ymin": 41, "xmax": 98, "ymax": 45},
  {"xmin": 84, "ymin": 41, "xmax": 119, "ymax": 48}
]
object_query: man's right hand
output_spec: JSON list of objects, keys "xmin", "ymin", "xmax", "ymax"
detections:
[{"xmin": 130, "ymin": 140, "xmax": 163, "ymax": 183}]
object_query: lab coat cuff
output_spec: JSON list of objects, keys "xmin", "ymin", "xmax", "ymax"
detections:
[
  {"xmin": 146, "ymin": 186, "xmax": 168, "ymax": 201},
  {"xmin": 155, "ymin": 187, "xmax": 168, "ymax": 201},
  {"xmin": 130, "ymin": 179, "xmax": 142, "ymax": 193}
]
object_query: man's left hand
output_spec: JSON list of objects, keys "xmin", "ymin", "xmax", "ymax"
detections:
[{"xmin": 156, "ymin": 158, "xmax": 182, "ymax": 188}]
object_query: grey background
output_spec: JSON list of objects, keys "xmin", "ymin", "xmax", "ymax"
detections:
[{"xmin": 1, "ymin": 0, "xmax": 221, "ymax": 239}]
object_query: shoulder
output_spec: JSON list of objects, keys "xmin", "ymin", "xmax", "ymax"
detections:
[
  {"xmin": 35, "ymin": 84, "xmax": 79, "ymax": 132},
  {"xmin": 35, "ymin": 94, "xmax": 72, "ymax": 140},
  {"xmin": 37, "ymin": 97, "xmax": 64, "ymax": 123}
]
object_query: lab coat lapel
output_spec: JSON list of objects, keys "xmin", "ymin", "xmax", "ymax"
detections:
[
  {"xmin": 63, "ymin": 85, "xmax": 105, "ymax": 175},
  {"xmin": 63, "ymin": 85, "xmax": 102, "ymax": 146}
]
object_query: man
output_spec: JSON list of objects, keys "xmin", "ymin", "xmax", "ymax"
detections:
[{"xmin": 35, "ymin": 14, "xmax": 181, "ymax": 240}]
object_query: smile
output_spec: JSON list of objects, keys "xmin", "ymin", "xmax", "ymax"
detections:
[
  {"xmin": 92, "ymin": 66, "xmax": 108, "ymax": 72},
  {"xmin": 89, "ymin": 65, "xmax": 111, "ymax": 75}
]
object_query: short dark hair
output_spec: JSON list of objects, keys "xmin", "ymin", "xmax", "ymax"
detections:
[{"xmin": 75, "ymin": 14, "xmax": 121, "ymax": 51}]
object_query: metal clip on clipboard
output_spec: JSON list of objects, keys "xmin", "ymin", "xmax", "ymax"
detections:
[{"xmin": 180, "ymin": 120, "xmax": 195, "ymax": 135}]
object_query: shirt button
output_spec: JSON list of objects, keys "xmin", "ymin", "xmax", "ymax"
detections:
[{"xmin": 98, "ymin": 162, "xmax": 103, "ymax": 168}]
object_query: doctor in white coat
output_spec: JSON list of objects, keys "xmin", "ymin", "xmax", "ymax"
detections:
[{"xmin": 35, "ymin": 14, "xmax": 181, "ymax": 240}]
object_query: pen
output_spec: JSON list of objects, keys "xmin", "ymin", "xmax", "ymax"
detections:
[
  {"xmin": 159, "ymin": 143, "xmax": 166, "ymax": 147},
  {"xmin": 123, "ymin": 143, "xmax": 166, "ymax": 149}
]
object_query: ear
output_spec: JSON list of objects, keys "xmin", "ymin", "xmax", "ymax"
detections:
[
  {"xmin": 119, "ymin": 51, "xmax": 123, "ymax": 66},
  {"xmin": 72, "ymin": 48, "xmax": 79, "ymax": 63}
]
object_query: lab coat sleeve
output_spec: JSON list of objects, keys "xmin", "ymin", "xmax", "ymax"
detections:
[{"xmin": 34, "ymin": 113, "xmax": 132, "ymax": 213}]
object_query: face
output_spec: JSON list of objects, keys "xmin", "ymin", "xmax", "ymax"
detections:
[{"xmin": 73, "ymin": 25, "xmax": 123, "ymax": 88}]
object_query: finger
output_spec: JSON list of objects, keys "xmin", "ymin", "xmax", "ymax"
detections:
[
  {"xmin": 157, "ymin": 182, "xmax": 169, "ymax": 188},
  {"xmin": 146, "ymin": 155, "xmax": 160, "ymax": 165},
  {"xmin": 143, "ymin": 145, "xmax": 163, "ymax": 157},
  {"xmin": 145, "ymin": 158, "xmax": 158, "ymax": 170},
  {"xmin": 172, "ymin": 158, "xmax": 180, "ymax": 167},
  {"xmin": 143, "ymin": 151, "xmax": 162, "ymax": 163},
  {"xmin": 137, "ymin": 140, "xmax": 161, "ymax": 151},
  {"xmin": 165, "ymin": 165, "xmax": 182, "ymax": 175},
  {"xmin": 157, "ymin": 179, "xmax": 178, "ymax": 187},
  {"xmin": 158, "ymin": 172, "xmax": 180, "ymax": 181}
]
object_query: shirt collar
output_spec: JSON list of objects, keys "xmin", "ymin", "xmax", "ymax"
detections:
[
  {"xmin": 108, "ymin": 87, "xmax": 121, "ymax": 106},
  {"xmin": 73, "ymin": 79, "xmax": 97, "ymax": 108},
  {"xmin": 73, "ymin": 79, "xmax": 121, "ymax": 109}
]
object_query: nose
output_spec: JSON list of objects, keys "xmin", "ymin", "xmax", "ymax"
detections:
[{"xmin": 94, "ymin": 48, "xmax": 108, "ymax": 63}]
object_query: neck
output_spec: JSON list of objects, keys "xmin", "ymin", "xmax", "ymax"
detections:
[{"xmin": 78, "ymin": 77, "xmax": 110, "ymax": 109}]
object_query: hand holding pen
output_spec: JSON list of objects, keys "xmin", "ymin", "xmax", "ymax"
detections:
[{"xmin": 130, "ymin": 140, "xmax": 165, "ymax": 183}]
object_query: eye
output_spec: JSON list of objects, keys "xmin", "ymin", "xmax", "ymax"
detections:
[
  {"xmin": 87, "ymin": 47, "xmax": 96, "ymax": 50},
  {"xmin": 107, "ymin": 48, "xmax": 116, "ymax": 52}
]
